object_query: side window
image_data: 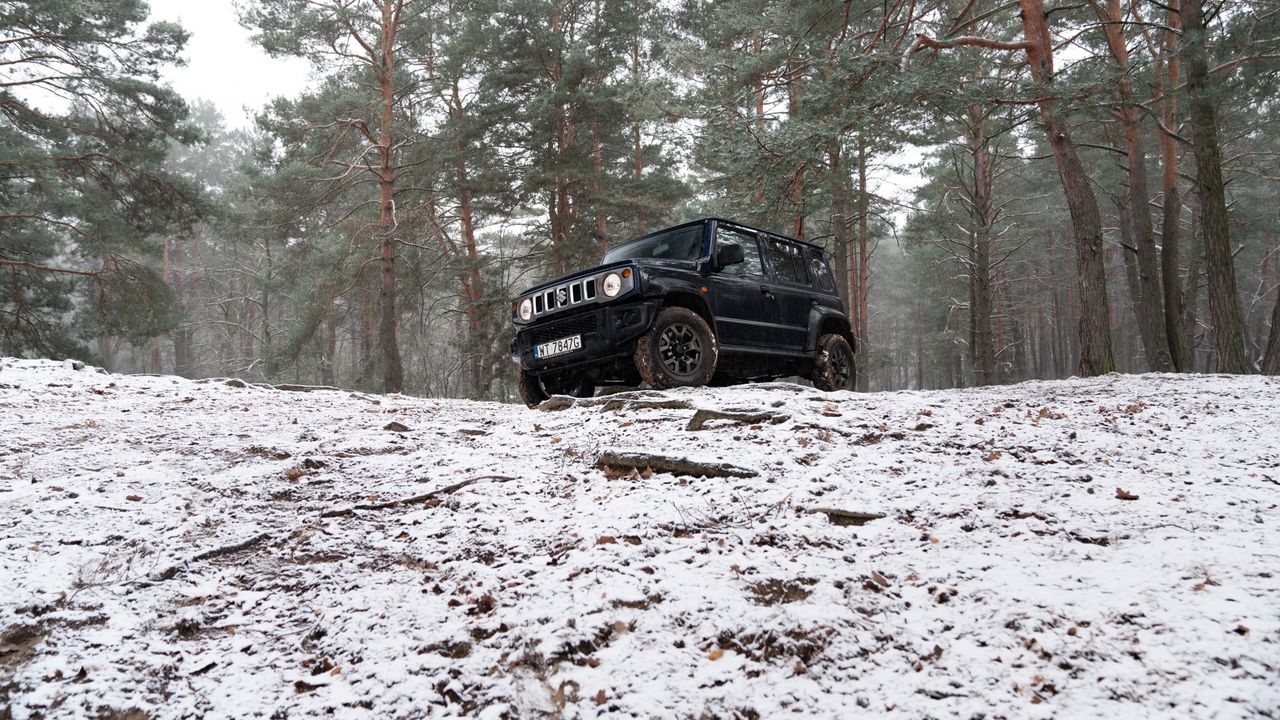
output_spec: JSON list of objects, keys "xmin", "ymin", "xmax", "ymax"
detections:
[
  {"xmin": 766, "ymin": 238, "xmax": 808, "ymax": 284},
  {"xmin": 715, "ymin": 227, "xmax": 764, "ymax": 277},
  {"xmin": 810, "ymin": 252, "xmax": 836, "ymax": 292}
]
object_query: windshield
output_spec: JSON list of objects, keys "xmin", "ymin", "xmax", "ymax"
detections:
[{"xmin": 602, "ymin": 224, "xmax": 705, "ymax": 264}]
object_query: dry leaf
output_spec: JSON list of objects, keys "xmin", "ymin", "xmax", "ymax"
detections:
[
  {"xmin": 707, "ymin": 648, "xmax": 724, "ymax": 661},
  {"xmin": 596, "ymin": 535, "xmax": 617, "ymax": 545},
  {"xmin": 982, "ymin": 451, "xmax": 1002, "ymax": 462},
  {"xmin": 1115, "ymin": 488, "xmax": 1139, "ymax": 501},
  {"xmin": 593, "ymin": 689, "xmax": 607, "ymax": 705}
]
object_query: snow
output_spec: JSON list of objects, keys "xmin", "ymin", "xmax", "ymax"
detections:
[{"xmin": 1, "ymin": 357, "xmax": 1277, "ymax": 718}]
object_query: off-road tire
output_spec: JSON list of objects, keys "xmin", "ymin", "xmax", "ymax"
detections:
[
  {"xmin": 634, "ymin": 307, "xmax": 718, "ymax": 390},
  {"xmin": 810, "ymin": 333, "xmax": 855, "ymax": 391},
  {"xmin": 517, "ymin": 369, "xmax": 594, "ymax": 408}
]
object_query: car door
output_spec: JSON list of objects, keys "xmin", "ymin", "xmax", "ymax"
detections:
[
  {"xmin": 708, "ymin": 225, "xmax": 778, "ymax": 348},
  {"xmin": 761, "ymin": 235, "xmax": 813, "ymax": 351}
]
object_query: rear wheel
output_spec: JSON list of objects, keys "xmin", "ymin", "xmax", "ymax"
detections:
[
  {"xmin": 634, "ymin": 307, "xmax": 718, "ymax": 389},
  {"xmin": 517, "ymin": 369, "xmax": 594, "ymax": 408},
  {"xmin": 810, "ymin": 334, "xmax": 855, "ymax": 391}
]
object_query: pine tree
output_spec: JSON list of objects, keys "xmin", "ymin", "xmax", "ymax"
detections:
[
  {"xmin": 241, "ymin": 0, "xmax": 428, "ymax": 392},
  {"xmin": 0, "ymin": 0, "xmax": 202, "ymax": 357}
]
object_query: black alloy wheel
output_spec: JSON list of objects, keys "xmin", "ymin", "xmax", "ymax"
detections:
[
  {"xmin": 634, "ymin": 307, "xmax": 718, "ymax": 389},
  {"xmin": 811, "ymin": 333, "xmax": 856, "ymax": 392},
  {"xmin": 657, "ymin": 322, "xmax": 704, "ymax": 378}
]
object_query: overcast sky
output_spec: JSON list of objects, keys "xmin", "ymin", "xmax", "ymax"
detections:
[{"xmin": 148, "ymin": 0, "xmax": 310, "ymax": 129}]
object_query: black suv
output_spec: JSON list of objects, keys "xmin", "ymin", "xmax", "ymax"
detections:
[{"xmin": 510, "ymin": 218, "xmax": 856, "ymax": 407}]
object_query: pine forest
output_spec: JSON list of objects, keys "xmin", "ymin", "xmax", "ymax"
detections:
[{"xmin": 4, "ymin": 0, "xmax": 1280, "ymax": 399}]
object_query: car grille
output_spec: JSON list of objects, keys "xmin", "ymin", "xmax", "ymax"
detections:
[
  {"xmin": 530, "ymin": 313, "xmax": 598, "ymax": 345},
  {"xmin": 532, "ymin": 277, "xmax": 597, "ymax": 317}
]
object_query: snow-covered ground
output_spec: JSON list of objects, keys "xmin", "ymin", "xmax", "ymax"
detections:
[{"xmin": 1, "ymin": 358, "xmax": 1277, "ymax": 719}]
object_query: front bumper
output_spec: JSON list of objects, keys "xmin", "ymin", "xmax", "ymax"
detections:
[{"xmin": 511, "ymin": 299, "xmax": 658, "ymax": 374}]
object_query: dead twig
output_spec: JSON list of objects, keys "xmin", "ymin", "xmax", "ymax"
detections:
[
  {"xmin": 144, "ymin": 532, "xmax": 274, "ymax": 584},
  {"xmin": 320, "ymin": 475, "xmax": 517, "ymax": 518}
]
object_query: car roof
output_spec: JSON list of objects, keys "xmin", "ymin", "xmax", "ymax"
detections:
[
  {"xmin": 704, "ymin": 218, "xmax": 828, "ymax": 254},
  {"xmin": 605, "ymin": 217, "xmax": 830, "ymax": 256}
]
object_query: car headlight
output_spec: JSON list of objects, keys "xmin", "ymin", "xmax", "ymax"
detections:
[
  {"xmin": 602, "ymin": 272, "xmax": 623, "ymax": 297},
  {"xmin": 518, "ymin": 298, "xmax": 533, "ymax": 320}
]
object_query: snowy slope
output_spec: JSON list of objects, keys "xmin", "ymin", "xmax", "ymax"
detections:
[{"xmin": 0, "ymin": 358, "xmax": 1277, "ymax": 719}]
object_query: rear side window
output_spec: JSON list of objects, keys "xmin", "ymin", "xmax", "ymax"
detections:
[
  {"xmin": 715, "ymin": 227, "xmax": 765, "ymax": 276},
  {"xmin": 810, "ymin": 252, "xmax": 836, "ymax": 292},
  {"xmin": 766, "ymin": 238, "xmax": 808, "ymax": 284}
]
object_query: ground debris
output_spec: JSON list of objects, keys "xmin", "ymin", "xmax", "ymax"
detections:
[
  {"xmin": 808, "ymin": 507, "xmax": 885, "ymax": 526},
  {"xmin": 596, "ymin": 450, "xmax": 757, "ymax": 478},
  {"xmin": 2, "ymin": 359, "xmax": 1277, "ymax": 719},
  {"xmin": 686, "ymin": 409, "xmax": 789, "ymax": 431}
]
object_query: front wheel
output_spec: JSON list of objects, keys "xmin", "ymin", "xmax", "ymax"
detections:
[
  {"xmin": 634, "ymin": 307, "xmax": 718, "ymax": 389},
  {"xmin": 810, "ymin": 334, "xmax": 855, "ymax": 391},
  {"xmin": 517, "ymin": 369, "xmax": 595, "ymax": 408}
]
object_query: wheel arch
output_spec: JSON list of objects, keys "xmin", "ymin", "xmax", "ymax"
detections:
[
  {"xmin": 810, "ymin": 312, "xmax": 856, "ymax": 354},
  {"xmin": 661, "ymin": 290, "xmax": 715, "ymax": 331}
]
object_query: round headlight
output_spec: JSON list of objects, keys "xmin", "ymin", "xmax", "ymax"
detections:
[
  {"xmin": 602, "ymin": 272, "xmax": 623, "ymax": 297},
  {"xmin": 518, "ymin": 298, "xmax": 533, "ymax": 320}
]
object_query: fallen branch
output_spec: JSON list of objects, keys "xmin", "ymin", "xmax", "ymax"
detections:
[
  {"xmin": 320, "ymin": 475, "xmax": 517, "ymax": 518},
  {"xmin": 577, "ymin": 390, "xmax": 670, "ymax": 407},
  {"xmin": 146, "ymin": 532, "xmax": 274, "ymax": 583},
  {"xmin": 596, "ymin": 451, "xmax": 757, "ymax": 479},
  {"xmin": 808, "ymin": 507, "xmax": 886, "ymax": 526},
  {"xmin": 271, "ymin": 383, "xmax": 341, "ymax": 393},
  {"xmin": 686, "ymin": 409, "xmax": 788, "ymax": 431},
  {"xmin": 602, "ymin": 398, "xmax": 694, "ymax": 412}
]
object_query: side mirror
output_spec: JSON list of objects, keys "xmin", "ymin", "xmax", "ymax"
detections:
[{"xmin": 716, "ymin": 243, "xmax": 745, "ymax": 268}]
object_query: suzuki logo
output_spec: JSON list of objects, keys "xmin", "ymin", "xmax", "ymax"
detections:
[{"xmin": 556, "ymin": 288, "xmax": 568, "ymax": 306}]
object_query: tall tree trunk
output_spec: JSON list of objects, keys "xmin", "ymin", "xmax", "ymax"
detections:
[
  {"xmin": 321, "ymin": 320, "xmax": 336, "ymax": 386},
  {"xmin": 1098, "ymin": 0, "xmax": 1171, "ymax": 371},
  {"xmin": 751, "ymin": 34, "xmax": 766, "ymax": 207},
  {"xmin": 1264, "ymin": 280, "xmax": 1280, "ymax": 375},
  {"xmin": 787, "ymin": 59, "xmax": 805, "ymax": 239},
  {"xmin": 854, "ymin": 139, "xmax": 870, "ymax": 391},
  {"xmin": 1020, "ymin": 0, "xmax": 1115, "ymax": 376},
  {"xmin": 829, "ymin": 145, "xmax": 852, "ymax": 308},
  {"xmin": 153, "ymin": 234, "xmax": 170, "ymax": 373},
  {"xmin": 968, "ymin": 106, "xmax": 997, "ymax": 385},
  {"xmin": 550, "ymin": 1, "xmax": 571, "ymax": 274},
  {"xmin": 630, "ymin": 35, "xmax": 646, "ymax": 234},
  {"xmin": 453, "ymin": 80, "xmax": 484, "ymax": 397},
  {"xmin": 374, "ymin": 0, "xmax": 405, "ymax": 393},
  {"xmin": 359, "ymin": 268, "xmax": 375, "ymax": 386},
  {"xmin": 592, "ymin": 120, "xmax": 607, "ymax": 256},
  {"xmin": 632, "ymin": 122, "xmax": 646, "ymax": 234},
  {"xmin": 1183, "ymin": 0, "xmax": 1247, "ymax": 373},
  {"xmin": 172, "ymin": 240, "xmax": 195, "ymax": 377},
  {"xmin": 1155, "ymin": 0, "xmax": 1192, "ymax": 371}
]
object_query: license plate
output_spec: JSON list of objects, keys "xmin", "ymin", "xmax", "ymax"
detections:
[{"xmin": 534, "ymin": 334, "xmax": 582, "ymax": 359}]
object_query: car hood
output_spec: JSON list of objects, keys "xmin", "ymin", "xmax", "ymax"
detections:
[{"xmin": 517, "ymin": 258, "xmax": 700, "ymax": 297}]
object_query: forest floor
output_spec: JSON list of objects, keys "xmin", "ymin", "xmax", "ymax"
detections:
[{"xmin": 0, "ymin": 358, "xmax": 1277, "ymax": 719}]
